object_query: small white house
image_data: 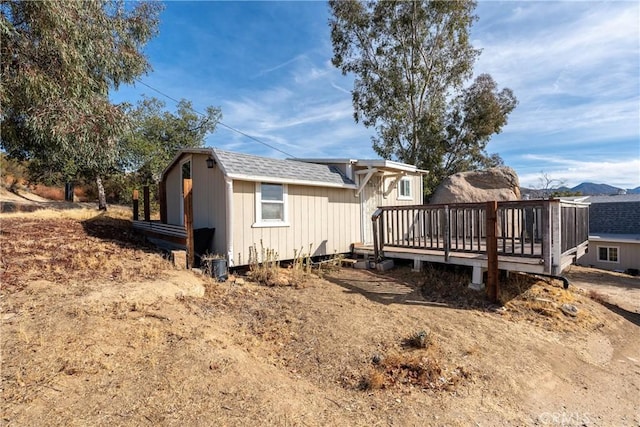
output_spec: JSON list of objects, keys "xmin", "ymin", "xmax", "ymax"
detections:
[
  {"xmin": 158, "ymin": 148, "xmax": 426, "ymax": 266},
  {"xmin": 575, "ymin": 194, "xmax": 640, "ymax": 273}
]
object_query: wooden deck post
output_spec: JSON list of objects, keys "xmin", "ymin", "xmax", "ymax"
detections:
[
  {"xmin": 132, "ymin": 190, "xmax": 139, "ymax": 221},
  {"xmin": 443, "ymin": 205, "xmax": 450, "ymax": 262},
  {"xmin": 550, "ymin": 200, "xmax": 562, "ymax": 276},
  {"xmin": 486, "ymin": 201, "xmax": 499, "ymax": 303},
  {"xmin": 183, "ymin": 178, "xmax": 194, "ymax": 268},
  {"xmin": 143, "ymin": 185, "xmax": 150, "ymax": 222},
  {"xmin": 541, "ymin": 202, "xmax": 551, "ymax": 273}
]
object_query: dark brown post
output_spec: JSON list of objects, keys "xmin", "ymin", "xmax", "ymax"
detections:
[
  {"xmin": 143, "ymin": 186, "xmax": 150, "ymax": 222},
  {"xmin": 132, "ymin": 190, "xmax": 139, "ymax": 221},
  {"xmin": 159, "ymin": 180, "xmax": 167, "ymax": 224},
  {"xmin": 183, "ymin": 178, "xmax": 194, "ymax": 268},
  {"xmin": 486, "ymin": 201, "xmax": 499, "ymax": 303}
]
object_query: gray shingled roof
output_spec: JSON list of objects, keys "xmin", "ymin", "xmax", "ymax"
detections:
[
  {"xmin": 586, "ymin": 194, "xmax": 640, "ymax": 203},
  {"xmin": 213, "ymin": 148, "xmax": 355, "ymax": 187},
  {"xmin": 589, "ymin": 200, "xmax": 640, "ymax": 235}
]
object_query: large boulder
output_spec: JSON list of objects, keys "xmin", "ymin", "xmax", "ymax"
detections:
[{"xmin": 430, "ymin": 167, "xmax": 521, "ymax": 204}]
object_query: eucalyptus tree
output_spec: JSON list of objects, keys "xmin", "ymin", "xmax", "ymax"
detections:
[
  {"xmin": 329, "ymin": 0, "xmax": 517, "ymax": 198},
  {"xmin": 0, "ymin": 0, "xmax": 162, "ymax": 209}
]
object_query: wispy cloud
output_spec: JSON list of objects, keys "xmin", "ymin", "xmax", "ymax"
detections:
[
  {"xmin": 475, "ymin": 1, "xmax": 639, "ymax": 188},
  {"xmin": 111, "ymin": 1, "xmax": 638, "ymax": 189},
  {"xmin": 517, "ymin": 155, "xmax": 640, "ymax": 189},
  {"xmin": 253, "ymin": 55, "xmax": 307, "ymax": 79}
]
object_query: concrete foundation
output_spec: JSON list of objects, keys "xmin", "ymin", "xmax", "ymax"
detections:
[
  {"xmin": 469, "ymin": 265, "xmax": 485, "ymax": 291},
  {"xmin": 354, "ymin": 260, "xmax": 369, "ymax": 269},
  {"xmin": 376, "ymin": 259, "xmax": 395, "ymax": 271}
]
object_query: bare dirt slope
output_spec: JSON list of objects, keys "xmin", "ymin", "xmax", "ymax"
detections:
[
  {"xmin": 565, "ymin": 265, "xmax": 640, "ymax": 315},
  {"xmin": 1, "ymin": 210, "xmax": 639, "ymax": 426}
]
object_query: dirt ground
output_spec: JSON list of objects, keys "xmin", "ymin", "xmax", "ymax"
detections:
[
  {"xmin": 565, "ymin": 265, "xmax": 640, "ymax": 316},
  {"xmin": 1, "ymin": 207, "xmax": 639, "ymax": 426}
]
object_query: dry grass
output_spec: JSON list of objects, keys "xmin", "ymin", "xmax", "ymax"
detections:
[
  {"xmin": 0, "ymin": 203, "xmax": 132, "ymax": 220},
  {"xmin": 417, "ymin": 265, "xmax": 604, "ymax": 332},
  {"xmin": 1, "ymin": 211, "xmax": 170, "ymax": 291},
  {"xmin": 28, "ymin": 184, "xmax": 64, "ymax": 201},
  {"xmin": 499, "ymin": 275, "xmax": 603, "ymax": 332}
]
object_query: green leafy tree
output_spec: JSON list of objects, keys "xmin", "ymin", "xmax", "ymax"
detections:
[
  {"xmin": 329, "ymin": 0, "xmax": 517, "ymax": 199},
  {"xmin": 115, "ymin": 96, "xmax": 221, "ymax": 205},
  {"xmin": 0, "ymin": 0, "xmax": 162, "ymax": 209}
]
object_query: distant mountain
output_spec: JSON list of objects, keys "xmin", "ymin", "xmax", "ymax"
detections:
[
  {"xmin": 628, "ymin": 186, "xmax": 640, "ymax": 194},
  {"xmin": 520, "ymin": 182, "xmax": 633, "ymax": 196},
  {"xmin": 570, "ymin": 182, "xmax": 623, "ymax": 195}
]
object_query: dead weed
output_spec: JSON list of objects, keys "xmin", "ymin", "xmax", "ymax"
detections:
[{"xmin": 359, "ymin": 352, "xmax": 471, "ymax": 392}]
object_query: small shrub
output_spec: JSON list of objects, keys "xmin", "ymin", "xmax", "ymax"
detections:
[{"xmin": 404, "ymin": 330, "xmax": 432, "ymax": 349}]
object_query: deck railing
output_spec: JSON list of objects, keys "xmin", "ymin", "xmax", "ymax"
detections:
[{"xmin": 372, "ymin": 199, "xmax": 589, "ymax": 274}]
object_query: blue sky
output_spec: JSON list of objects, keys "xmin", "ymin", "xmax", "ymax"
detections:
[{"xmin": 111, "ymin": 1, "xmax": 640, "ymax": 190}]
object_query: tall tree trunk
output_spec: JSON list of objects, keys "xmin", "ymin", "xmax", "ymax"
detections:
[{"xmin": 96, "ymin": 176, "xmax": 107, "ymax": 211}]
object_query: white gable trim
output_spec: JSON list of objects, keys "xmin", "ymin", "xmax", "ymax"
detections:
[{"xmin": 225, "ymin": 173, "xmax": 357, "ymax": 189}]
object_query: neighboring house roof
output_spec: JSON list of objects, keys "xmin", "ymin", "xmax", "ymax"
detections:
[
  {"xmin": 585, "ymin": 194, "xmax": 640, "ymax": 203},
  {"xmin": 589, "ymin": 233, "xmax": 640, "ymax": 244},
  {"xmin": 212, "ymin": 148, "xmax": 356, "ymax": 188},
  {"xmin": 588, "ymin": 197, "xmax": 640, "ymax": 235}
]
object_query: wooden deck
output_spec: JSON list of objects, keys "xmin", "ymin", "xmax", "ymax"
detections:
[
  {"xmin": 132, "ymin": 220, "xmax": 187, "ymax": 250},
  {"xmin": 367, "ymin": 199, "xmax": 589, "ymax": 279},
  {"xmin": 354, "ymin": 243, "xmax": 585, "ymax": 276}
]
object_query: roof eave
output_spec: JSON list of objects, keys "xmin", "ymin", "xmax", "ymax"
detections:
[
  {"xmin": 296, "ymin": 157, "xmax": 428, "ymax": 174},
  {"xmin": 225, "ymin": 173, "xmax": 357, "ymax": 190}
]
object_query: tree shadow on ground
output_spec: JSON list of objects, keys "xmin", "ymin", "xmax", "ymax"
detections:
[
  {"xmin": 601, "ymin": 301, "xmax": 640, "ymax": 327},
  {"xmin": 565, "ymin": 266, "xmax": 640, "ymax": 291},
  {"xmin": 81, "ymin": 213, "xmax": 164, "ymax": 256},
  {"xmin": 324, "ymin": 261, "xmax": 538, "ymax": 311}
]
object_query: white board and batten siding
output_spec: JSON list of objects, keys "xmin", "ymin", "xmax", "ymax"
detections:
[
  {"xmin": 164, "ymin": 153, "xmax": 228, "ymax": 255},
  {"xmin": 165, "ymin": 158, "xmax": 183, "ymax": 226},
  {"xmin": 191, "ymin": 154, "xmax": 227, "ymax": 255},
  {"xmin": 231, "ymin": 180, "xmax": 360, "ymax": 265}
]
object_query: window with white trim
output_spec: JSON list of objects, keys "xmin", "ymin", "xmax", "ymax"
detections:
[
  {"xmin": 597, "ymin": 246, "xmax": 619, "ymax": 263},
  {"xmin": 398, "ymin": 177, "xmax": 412, "ymax": 200},
  {"xmin": 254, "ymin": 182, "xmax": 289, "ymax": 227}
]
